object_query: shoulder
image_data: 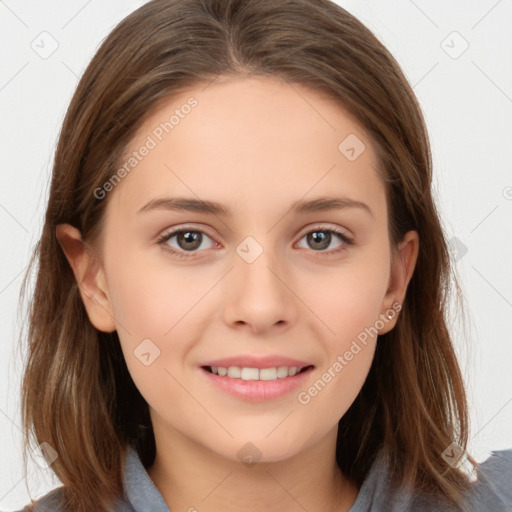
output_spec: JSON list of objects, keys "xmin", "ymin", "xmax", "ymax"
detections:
[
  {"xmin": 409, "ymin": 449, "xmax": 512, "ymax": 511},
  {"xmin": 12, "ymin": 485, "xmax": 133, "ymax": 512},
  {"xmin": 356, "ymin": 447, "xmax": 512, "ymax": 511},
  {"xmin": 465, "ymin": 448, "xmax": 512, "ymax": 510},
  {"xmin": 11, "ymin": 486, "xmax": 65, "ymax": 512}
]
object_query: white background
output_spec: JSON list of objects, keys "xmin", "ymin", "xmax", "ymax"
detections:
[{"xmin": 1, "ymin": 0, "xmax": 511, "ymax": 509}]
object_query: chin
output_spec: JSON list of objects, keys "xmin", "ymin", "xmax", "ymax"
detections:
[{"xmin": 206, "ymin": 432, "xmax": 310, "ymax": 466}]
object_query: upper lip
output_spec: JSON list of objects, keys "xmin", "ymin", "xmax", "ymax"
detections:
[{"xmin": 200, "ymin": 355, "xmax": 314, "ymax": 369}]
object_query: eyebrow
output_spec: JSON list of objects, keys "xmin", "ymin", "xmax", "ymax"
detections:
[{"xmin": 137, "ymin": 195, "xmax": 374, "ymax": 218}]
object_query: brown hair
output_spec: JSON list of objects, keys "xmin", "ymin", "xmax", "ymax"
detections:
[{"xmin": 19, "ymin": 0, "xmax": 477, "ymax": 510}]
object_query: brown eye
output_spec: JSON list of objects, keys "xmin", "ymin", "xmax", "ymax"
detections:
[
  {"xmin": 175, "ymin": 231, "xmax": 203, "ymax": 251},
  {"xmin": 306, "ymin": 231, "xmax": 331, "ymax": 250},
  {"xmin": 296, "ymin": 227, "xmax": 353, "ymax": 253},
  {"xmin": 157, "ymin": 228, "xmax": 216, "ymax": 258}
]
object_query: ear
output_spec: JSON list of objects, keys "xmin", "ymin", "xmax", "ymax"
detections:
[
  {"xmin": 378, "ymin": 230, "xmax": 419, "ymax": 334},
  {"xmin": 55, "ymin": 224, "xmax": 117, "ymax": 333}
]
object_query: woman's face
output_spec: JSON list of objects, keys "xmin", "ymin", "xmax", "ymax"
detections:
[{"xmin": 86, "ymin": 76, "xmax": 416, "ymax": 462}]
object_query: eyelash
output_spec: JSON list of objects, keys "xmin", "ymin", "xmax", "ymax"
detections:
[{"xmin": 156, "ymin": 225, "xmax": 354, "ymax": 260}]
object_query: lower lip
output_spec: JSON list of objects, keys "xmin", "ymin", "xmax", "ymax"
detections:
[{"xmin": 200, "ymin": 366, "xmax": 314, "ymax": 402}]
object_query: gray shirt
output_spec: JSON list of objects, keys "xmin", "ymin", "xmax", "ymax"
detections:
[{"xmin": 14, "ymin": 445, "xmax": 512, "ymax": 511}]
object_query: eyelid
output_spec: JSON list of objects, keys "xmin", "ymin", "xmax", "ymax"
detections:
[
  {"xmin": 158, "ymin": 223, "xmax": 216, "ymax": 240},
  {"xmin": 296, "ymin": 223, "xmax": 353, "ymax": 240}
]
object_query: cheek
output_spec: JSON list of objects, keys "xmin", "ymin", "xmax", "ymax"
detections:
[
  {"xmin": 294, "ymin": 247, "xmax": 389, "ymax": 402},
  {"xmin": 104, "ymin": 244, "xmax": 227, "ymax": 379},
  {"xmin": 300, "ymin": 251, "xmax": 391, "ymax": 341},
  {"xmin": 296, "ymin": 338, "xmax": 376, "ymax": 441},
  {"xmin": 104, "ymin": 239, "xmax": 211, "ymax": 338},
  {"xmin": 294, "ymin": 265, "xmax": 387, "ymax": 424}
]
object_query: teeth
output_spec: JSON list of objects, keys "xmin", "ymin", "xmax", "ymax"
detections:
[
  {"xmin": 208, "ymin": 365, "xmax": 304, "ymax": 380},
  {"xmin": 227, "ymin": 366, "xmax": 241, "ymax": 378},
  {"xmin": 277, "ymin": 366, "xmax": 289, "ymax": 378},
  {"xmin": 259, "ymin": 368, "xmax": 277, "ymax": 380},
  {"xmin": 241, "ymin": 367, "xmax": 259, "ymax": 380}
]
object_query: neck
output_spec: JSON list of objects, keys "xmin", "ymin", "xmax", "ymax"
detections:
[{"xmin": 146, "ymin": 418, "xmax": 359, "ymax": 512}]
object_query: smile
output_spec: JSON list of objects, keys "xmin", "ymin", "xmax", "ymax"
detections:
[
  {"xmin": 203, "ymin": 365, "xmax": 312, "ymax": 381},
  {"xmin": 200, "ymin": 365, "xmax": 314, "ymax": 402}
]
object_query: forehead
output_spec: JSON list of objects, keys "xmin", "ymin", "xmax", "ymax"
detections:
[{"xmin": 109, "ymin": 76, "xmax": 385, "ymax": 220}]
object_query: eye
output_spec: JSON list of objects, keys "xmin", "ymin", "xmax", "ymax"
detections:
[
  {"xmin": 157, "ymin": 227, "xmax": 217, "ymax": 259},
  {"xmin": 296, "ymin": 226, "xmax": 354, "ymax": 255},
  {"xmin": 156, "ymin": 224, "xmax": 354, "ymax": 260}
]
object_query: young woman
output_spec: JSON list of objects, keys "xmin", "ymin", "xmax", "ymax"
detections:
[{"xmin": 16, "ymin": 0, "xmax": 512, "ymax": 511}]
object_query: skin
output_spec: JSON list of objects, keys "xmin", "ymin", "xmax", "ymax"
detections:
[{"xmin": 56, "ymin": 76, "xmax": 419, "ymax": 511}]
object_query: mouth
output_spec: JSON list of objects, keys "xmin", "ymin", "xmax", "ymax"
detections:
[
  {"xmin": 201, "ymin": 365, "xmax": 313, "ymax": 381},
  {"xmin": 200, "ymin": 363, "xmax": 314, "ymax": 401}
]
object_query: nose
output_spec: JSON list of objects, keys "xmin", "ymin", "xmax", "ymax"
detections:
[{"xmin": 222, "ymin": 240, "xmax": 298, "ymax": 335}]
